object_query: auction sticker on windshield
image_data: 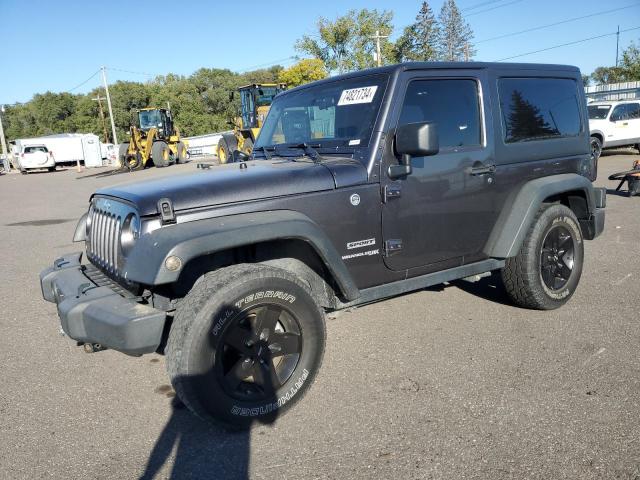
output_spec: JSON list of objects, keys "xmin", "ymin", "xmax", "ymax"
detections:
[{"xmin": 338, "ymin": 86, "xmax": 378, "ymax": 106}]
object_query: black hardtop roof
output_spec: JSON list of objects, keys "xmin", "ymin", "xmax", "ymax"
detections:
[{"xmin": 282, "ymin": 61, "xmax": 580, "ymax": 95}]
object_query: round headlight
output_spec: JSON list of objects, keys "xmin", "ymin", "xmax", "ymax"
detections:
[{"xmin": 120, "ymin": 213, "xmax": 140, "ymax": 256}]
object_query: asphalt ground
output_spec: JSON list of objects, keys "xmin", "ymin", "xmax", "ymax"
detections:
[{"xmin": 0, "ymin": 151, "xmax": 639, "ymax": 480}]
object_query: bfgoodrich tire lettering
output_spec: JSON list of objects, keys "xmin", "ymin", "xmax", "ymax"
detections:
[
  {"xmin": 165, "ymin": 264, "xmax": 326, "ymax": 429},
  {"xmin": 501, "ymin": 204, "xmax": 584, "ymax": 310}
]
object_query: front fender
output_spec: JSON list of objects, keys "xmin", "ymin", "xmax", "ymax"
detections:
[
  {"xmin": 484, "ymin": 173, "xmax": 597, "ymax": 259},
  {"xmin": 122, "ymin": 210, "xmax": 360, "ymax": 301}
]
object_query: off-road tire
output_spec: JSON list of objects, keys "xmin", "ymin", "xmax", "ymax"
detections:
[
  {"xmin": 152, "ymin": 141, "xmax": 171, "ymax": 167},
  {"xmin": 166, "ymin": 264, "xmax": 326, "ymax": 429},
  {"xmin": 47, "ymin": 165, "xmax": 56, "ymax": 172},
  {"xmin": 176, "ymin": 141, "xmax": 188, "ymax": 163},
  {"xmin": 590, "ymin": 136, "xmax": 602, "ymax": 180},
  {"xmin": 118, "ymin": 142, "xmax": 130, "ymax": 167},
  {"xmin": 217, "ymin": 138, "xmax": 230, "ymax": 164},
  {"xmin": 242, "ymin": 137, "xmax": 254, "ymax": 155},
  {"xmin": 501, "ymin": 204, "xmax": 584, "ymax": 310}
]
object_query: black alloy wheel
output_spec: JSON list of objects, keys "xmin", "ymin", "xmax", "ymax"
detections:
[
  {"xmin": 218, "ymin": 304, "xmax": 301, "ymax": 401},
  {"xmin": 539, "ymin": 225, "xmax": 575, "ymax": 291}
]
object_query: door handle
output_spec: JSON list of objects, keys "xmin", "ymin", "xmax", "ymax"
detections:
[{"xmin": 469, "ymin": 164, "xmax": 495, "ymax": 175}]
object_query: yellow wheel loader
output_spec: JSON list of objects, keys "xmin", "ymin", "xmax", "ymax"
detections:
[
  {"xmin": 216, "ymin": 83, "xmax": 286, "ymax": 163},
  {"xmin": 118, "ymin": 108, "xmax": 188, "ymax": 170}
]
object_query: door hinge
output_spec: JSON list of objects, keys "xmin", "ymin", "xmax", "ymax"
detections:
[
  {"xmin": 384, "ymin": 239, "xmax": 403, "ymax": 256},
  {"xmin": 384, "ymin": 184, "xmax": 401, "ymax": 202}
]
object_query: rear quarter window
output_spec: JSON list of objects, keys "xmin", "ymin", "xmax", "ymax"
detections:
[
  {"xmin": 24, "ymin": 146, "xmax": 48, "ymax": 153},
  {"xmin": 499, "ymin": 78, "xmax": 581, "ymax": 143}
]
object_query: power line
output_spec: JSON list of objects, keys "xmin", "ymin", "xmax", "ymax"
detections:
[
  {"xmin": 107, "ymin": 66, "xmax": 157, "ymax": 77},
  {"xmin": 462, "ymin": 0, "xmax": 512, "ymax": 12},
  {"xmin": 238, "ymin": 56, "xmax": 298, "ymax": 72},
  {"xmin": 467, "ymin": 0, "xmax": 524, "ymax": 16},
  {"xmin": 66, "ymin": 69, "xmax": 101, "ymax": 93},
  {"xmin": 495, "ymin": 25, "xmax": 640, "ymax": 61},
  {"xmin": 477, "ymin": 3, "xmax": 640, "ymax": 44}
]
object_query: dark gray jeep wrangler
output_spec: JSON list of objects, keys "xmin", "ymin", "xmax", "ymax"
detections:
[{"xmin": 41, "ymin": 62, "xmax": 606, "ymax": 428}]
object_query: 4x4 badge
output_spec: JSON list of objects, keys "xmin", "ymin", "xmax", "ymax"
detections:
[{"xmin": 350, "ymin": 194, "xmax": 361, "ymax": 206}]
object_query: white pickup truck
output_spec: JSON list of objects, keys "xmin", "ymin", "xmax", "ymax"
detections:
[{"xmin": 589, "ymin": 100, "xmax": 640, "ymax": 161}]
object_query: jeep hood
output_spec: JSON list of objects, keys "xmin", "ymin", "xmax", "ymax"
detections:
[{"xmin": 94, "ymin": 158, "xmax": 367, "ymax": 216}]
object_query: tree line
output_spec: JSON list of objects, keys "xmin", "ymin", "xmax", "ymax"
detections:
[{"xmin": 3, "ymin": 0, "xmax": 639, "ymax": 143}]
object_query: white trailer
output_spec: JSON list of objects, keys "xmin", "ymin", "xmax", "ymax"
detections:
[
  {"xmin": 12, "ymin": 133, "xmax": 103, "ymax": 168},
  {"xmin": 182, "ymin": 132, "xmax": 223, "ymax": 157}
]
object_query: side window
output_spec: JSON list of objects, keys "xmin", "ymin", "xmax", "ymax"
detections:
[
  {"xmin": 626, "ymin": 103, "xmax": 640, "ymax": 119},
  {"xmin": 499, "ymin": 78, "xmax": 581, "ymax": 143},
  {"xmin": 398, "ymin": 79, "xmax": 481, "ymax": 149},
  {"xmin": 610, "ymin": 105, "xmax": 628, "ymax": 122}
]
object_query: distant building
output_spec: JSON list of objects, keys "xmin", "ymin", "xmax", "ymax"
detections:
[{"xmin": 585, "ymin": 81, "xmax": 640, "ymax": 102}]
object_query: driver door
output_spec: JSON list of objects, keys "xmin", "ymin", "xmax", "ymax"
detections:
[{"xmin": 382, "ymin": 74, "xmax": 497, "ymax": 272}]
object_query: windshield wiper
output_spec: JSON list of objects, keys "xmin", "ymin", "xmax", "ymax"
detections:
[{"xmin": 278, "ymin": 143, "xmax": 324, "ymax": 164}]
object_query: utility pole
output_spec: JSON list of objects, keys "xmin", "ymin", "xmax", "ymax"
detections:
[
  {"xmin": 464, "ymin": 43, "xmax": 470, "ymax": 62},
  {"xmin": 615, "ymin": 25, "xmax": 620, "ymax": 67},
  {"xmin": 0, "ymin": 106, "xmax": 8, "ymax": 159},
  {"xmin": 371, "ymin": 30, "xmax": 389, "ymax": 67},
  {"xmin": 92, "ymin": 95, "xmax": 110, "ymax": 143},
  {"xmin": 101, "ymin": 66, "xmax": 118, "ymax": 146}
]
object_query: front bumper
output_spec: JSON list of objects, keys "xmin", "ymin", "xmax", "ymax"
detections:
[{"xmin": 40, "ymin": 253, "xmax": 166, "ymax": 356}]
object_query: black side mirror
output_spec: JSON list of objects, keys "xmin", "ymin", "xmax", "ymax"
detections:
[
  {"xmin": 389, "ymin": 122, "xmax": 439, "ymax": 179},
  {"xmin": 232, "ymin": 150, "xmax": 249, "ymax": 162}
]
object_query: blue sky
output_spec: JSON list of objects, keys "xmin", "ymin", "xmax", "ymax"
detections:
[{"xmin": 1, "ymin": 0, "xmax": 639, "ymax": 104}]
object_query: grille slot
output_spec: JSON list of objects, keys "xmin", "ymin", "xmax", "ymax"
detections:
[{"xmin": 86, "ymin": 197, "xmax": 138, "ymax": 278}]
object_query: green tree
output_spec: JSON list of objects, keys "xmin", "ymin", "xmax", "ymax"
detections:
[
  {"xmin": 295, "ymin": 9, "xmax": 394, "ymax": 73},
  {"xmin": 394, "ymin": 1, "xmax": 440, "ymax": 62},
  {"xmin": 619, "ymin": 41, "xmax": 640, "ymax": 80},
  {"xmin": 278, "ymin": 59, "xmax": 328, "ymax": 87},
  {"xmin": 438, "ymin": 0, "xmax": 475, "ymax": 61},
  {"xmin": 591, "ymin": 66, "xmax": 625, "ymax": 85}
]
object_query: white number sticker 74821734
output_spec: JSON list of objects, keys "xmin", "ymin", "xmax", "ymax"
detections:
[{"xmin": 337, "ymin": 86, "xmax": 378, "ymax": 106}]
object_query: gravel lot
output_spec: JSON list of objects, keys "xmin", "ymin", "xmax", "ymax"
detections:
[{"xmin": 0, "ymin": 152, "xmax": 638, "ymax": 479}]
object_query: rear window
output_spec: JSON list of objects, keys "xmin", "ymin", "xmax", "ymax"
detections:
[
  {"xmin": 588, "ymin": 104, "xmax": 611, "ymax": 120},
  {"xmin": 499, "ymin": 78, "xmax": 581, "ymax": 143},
  {"xmin": 24, "ymin": 146, "xmax": 48, "ymax": 153}
]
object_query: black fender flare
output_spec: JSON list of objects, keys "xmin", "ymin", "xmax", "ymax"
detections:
[
  {"xmin": 483, "ymin": 173, "xmax": 597, "ymax": 258},
  {"xmin": 123, "ymin": 210, "xmax": 360, "ymax": 301}
]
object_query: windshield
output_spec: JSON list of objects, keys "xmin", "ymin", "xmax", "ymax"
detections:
[
  {"xmin": 256, "ymin": 86, "xmax": 281, "ymax": 107},
  {"xmin": 254, "ymin": 74, "xmax": 388, "ymax": 151},
  {"xmin": 139, "ymin": 110, "xmax": 162, "ymax": 130},
  {"xmin": 588, "ymin": 105, "xmax": 611, "ymax": 120}
]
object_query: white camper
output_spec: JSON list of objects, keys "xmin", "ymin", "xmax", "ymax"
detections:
[{"xmin": 12, "ymin": 133, "xmax": 103, "ymax": 168}]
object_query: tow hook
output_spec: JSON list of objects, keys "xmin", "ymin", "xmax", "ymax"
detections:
[{"xmin": 82, "ymin": 343, "xmax": 107, "ymax": 353}]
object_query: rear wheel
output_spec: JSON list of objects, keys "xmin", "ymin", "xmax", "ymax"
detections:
[
  {"xmin": 176, "ymin": 141, "xmax": 188, "ymax": 163},
  {"xmin": 242, "ymin": 137, "xmax": 254, "ymax": 155},
  {"xmin": 166, "ymin": 264, "xmax": 326, "ymax": 429},
  {"xmin": 501, "ymin": 204, "xmax": 584, "ymax": 310},
  {"xmin": 118, "ymin": 143, "xmax": 130, "ymax": 168},
  {"xmin": 152, "ymin": 141, "xmax": 171, "ymax": 168},
  {"xmin": 217, "ymin": 138, "xmax": 229, "ymax": 164},
  {"xmin": 47, "ymin": 165, "xmax": 56, "ymax": 172}
]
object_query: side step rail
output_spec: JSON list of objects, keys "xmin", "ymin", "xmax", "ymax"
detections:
[{"xmin": 337, "ymin": 258, "xmax": 505, "ymax": 309}]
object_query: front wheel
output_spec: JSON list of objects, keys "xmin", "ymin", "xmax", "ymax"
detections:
[
  {"xmin": 166, "ymin": 264, "xmax": 326, "ymax": 429},
  {"xmin": 501, "ymin": 204, "xmax": 584, "ymax": 310},
  {"xmin": 152, "ymin": 141, "xmax": 171, "ymax": 167},
  {"xmin": 217, "ymin": 138, "xmax": 229, "ymax": 164}
]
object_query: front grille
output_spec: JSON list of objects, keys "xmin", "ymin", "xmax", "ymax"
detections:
[{"xmin": 86, "ymin": 196, "xmax": 138, "ymax": 278}]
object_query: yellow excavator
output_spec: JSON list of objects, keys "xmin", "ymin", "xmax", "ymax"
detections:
[
  {"xmin": 119, "ymin": 107, "xmax": 188, "ymax": 170},
  {"xmin": 216, "ymin": 83, "xmax": 286, "ymax": 163}
]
